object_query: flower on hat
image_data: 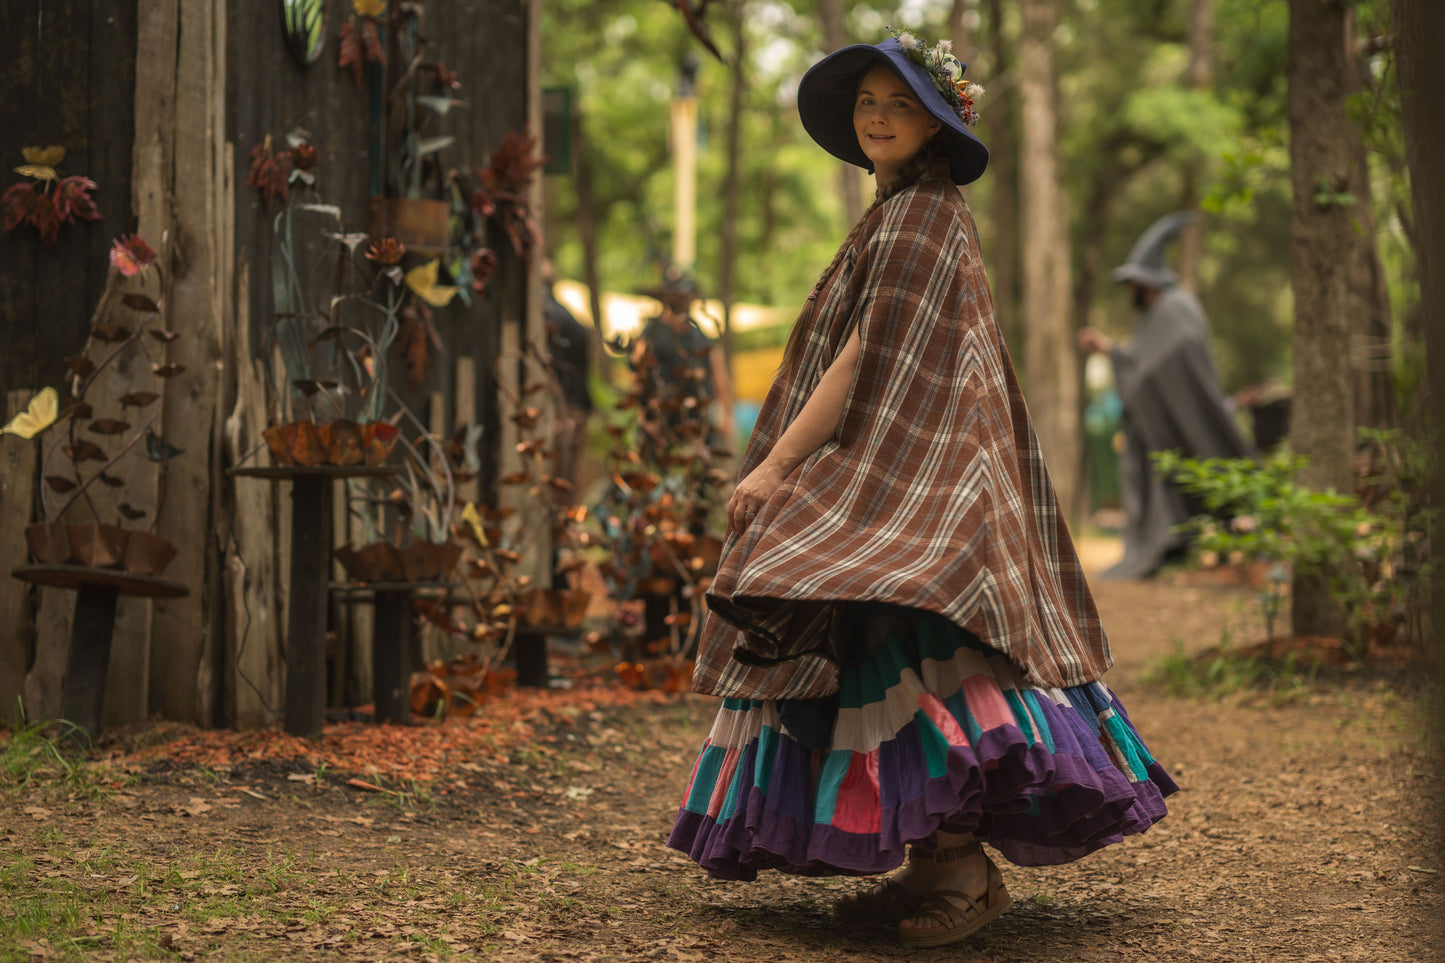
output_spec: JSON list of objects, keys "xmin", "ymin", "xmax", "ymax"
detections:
[{"xmin": 885, "ymin": 26, "xmax": 983, "ymax": 127}]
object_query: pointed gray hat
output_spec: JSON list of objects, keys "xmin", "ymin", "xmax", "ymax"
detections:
[{"xmin": 1112, "ymin": 211, "xmax": 1198, "ymax": 288}]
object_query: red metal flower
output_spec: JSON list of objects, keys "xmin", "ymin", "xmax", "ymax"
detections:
[
  {"xmin": 366, "ymin": 236, "xmax": 407, "ymax": 265},
  {"xmin": 480, "ymin": 129, "xmax": 544, "ymax": 195},
  {"xmin": 54, "ymin": 176, "xmax": 102, "ymax": 222},
  {"xmin": 2, "ymin": 173, "xmax": 101, "ymax": 248},
  {"xmin": 470, "ymin": 247, "xmax": 499, "ymax": 293},
  {"xmin": 288, "ymin": 143, "xmax": 319, "ymax": 171},
  {"xmin": 339, "ymin": 19, "xmax": 387, "ymax": 88},
  {"xmin": 246, "ymin": 138, "xmax": 291, "ymax": 213},
  {"xmin": 431, "ymin": 61, "xmax": 460, "ymax": 91},
  {"xmin": 2, "ymin": 182, "xmax": 37, "ymax": 232},
  {"xmin": 110, "ymin": 234, "xmax": 158, "ymax": 277}
]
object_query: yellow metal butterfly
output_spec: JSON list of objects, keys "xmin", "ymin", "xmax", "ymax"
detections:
[
  {"xmin": 1, "ymin": 387, "xmax": 59, "ymax": 439},
  {"xmin": 14, "ymin": 145, "xmax": 65, "ymax": 182},
  {"xmin": 405, "ymin": 259, "xmax": 459, "ymax": 307}
]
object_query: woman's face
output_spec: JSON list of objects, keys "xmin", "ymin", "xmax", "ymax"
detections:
[{"xmin": 852, "ymin": 64, "xmax": 940, "ymax": 184}]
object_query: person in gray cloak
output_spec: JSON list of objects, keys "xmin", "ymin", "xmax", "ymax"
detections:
[{"xmin": 1077, "ymin": 211, "xmax": 1253, "ymax": 579}]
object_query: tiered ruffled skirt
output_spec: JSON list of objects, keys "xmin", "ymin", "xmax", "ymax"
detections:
[{"xmin": 668, "ymin": 607, "xmax": 1176, "ymax": 880}]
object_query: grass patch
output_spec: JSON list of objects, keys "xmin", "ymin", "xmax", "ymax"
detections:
[
  {"xmin": 0, "ymin": 718, "xmax": 101, "ymax": 795},
  {"xmin": 1148, "ymin": 636, "xmax": 1320, "ymax": 702}
]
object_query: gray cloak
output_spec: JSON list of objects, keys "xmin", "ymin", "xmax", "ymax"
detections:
[{"xmin": 1105, "ymin": 286, "xmax": 1253, "ymax": 578}]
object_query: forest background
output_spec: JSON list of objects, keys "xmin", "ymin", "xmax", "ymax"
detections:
[{"xmin": 537, "ymin": 0, "xmax": 1416, "ymax": 435}]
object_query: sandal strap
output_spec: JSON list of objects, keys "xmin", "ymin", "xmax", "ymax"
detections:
[
  {"xmin": 910, "ymin": 888, "xmax": 986, "ymax": 927},
  {"xmin": 836, "ymin": 877, "xmax": 926, "ymax": 920}
]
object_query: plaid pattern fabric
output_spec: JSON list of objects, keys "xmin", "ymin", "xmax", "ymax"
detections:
[{"xmin": 694, "ymin": 178, "xmax": 1112, "ymax": 700}]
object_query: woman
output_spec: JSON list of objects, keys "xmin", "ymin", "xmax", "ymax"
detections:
[{"xmin": 666, "ymin": 31, "xmax": 1176, "ymax": 949}]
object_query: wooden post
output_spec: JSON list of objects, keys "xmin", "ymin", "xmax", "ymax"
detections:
[
  {"xmin": 329, "ymin": 477, "xmax": 352, "ymax": 708},
  {"xmin": 60, "ymin": 584, "xmax": 121, "ymax": 742},
  {"xmin": 79, "ymin": 278, "xmax": 157, "ymax": 731},
  {"xmin": 223, "ymin": 274, "xmax": 285, "ymax": 731},
  {"xmin": 513, "ymin": 628, "xmax": 549, "ymax": 688},
  {"xmin": 0, "ymin": 392, "xmax": 38, "ymax": 722},
  {"xmin": 147, "ymin": 0, "xmax": 229, "ymax": 726},
  {"xmin": 372, "ymin": 588, "xmax": 411, "ymax": 724},
  {"xmin": 671, "ymin": 94, "xmax": 698, "ymax": 270},
  {"xmin": 282, "ymin": 476, "xmax": 332, "ymax": 737},
  {"xmin": 454, "ymin": 357, "xmax": 478, "ymax": 505}
]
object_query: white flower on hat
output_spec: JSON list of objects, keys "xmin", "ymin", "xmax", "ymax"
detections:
[{"xmin": 884, "ymin": 26, "xmax": 986, "ymax": 127}]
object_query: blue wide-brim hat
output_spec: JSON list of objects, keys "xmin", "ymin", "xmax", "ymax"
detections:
[{"xmin": 797, "ymin": 37, "xmax": 989, "ymax": 186}]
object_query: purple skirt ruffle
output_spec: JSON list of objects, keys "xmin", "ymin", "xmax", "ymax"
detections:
[{"xmin": 668, "ymin": 609, "xmax": 1176, "ymax": 880}]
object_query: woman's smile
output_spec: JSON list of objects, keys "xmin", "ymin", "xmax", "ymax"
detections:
[{"xmin": 852, "ymin": 64, "xmax": 940, "ymax": 185}]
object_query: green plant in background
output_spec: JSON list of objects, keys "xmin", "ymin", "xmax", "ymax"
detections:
[{"xmin": 1155, "ymin": 439, "xmax": 1430, "ymax": 655}]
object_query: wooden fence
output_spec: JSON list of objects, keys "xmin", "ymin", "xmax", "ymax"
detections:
[{"xmin": 0, "ymin": 0, "xmax": 541, "ymax": 731}]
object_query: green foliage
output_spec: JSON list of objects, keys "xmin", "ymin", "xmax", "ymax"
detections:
[
  {"xmin": 1, "ymin": 718, "xmax": 88, "ymax": 792},
  {"xmin": 1154, "ymin": 443, "xmax": 1428, "ymax": 650},
  {"xmin": 1312, "ymin": 178, "xmax": 1357, "ymax": 211},
  {"xmin": 535, "ymin": 0, "xmax": 1415, "ymax": 410},
  {"xmin": 1149, "ymin": 637, "xmax": 1317, "ymax": 702}
]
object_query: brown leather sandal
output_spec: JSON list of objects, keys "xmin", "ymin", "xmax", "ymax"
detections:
[
  {"xmin": 897, "ymin": 855, "xmax": 1012, "ymax": 948},
  {"xmin": 833, "ymin": 877, "xmax": 928, "ymax": 924}
]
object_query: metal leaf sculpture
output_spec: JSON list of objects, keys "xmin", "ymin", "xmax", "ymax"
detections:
[
  {"xmin": 143, "ymin": 431, "xmax": 185, "ymax": 463},
  {"xmin": 281, "ymin": 0, "xmax": 326, "ymax": 66}
]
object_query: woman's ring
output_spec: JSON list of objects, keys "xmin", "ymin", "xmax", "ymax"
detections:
[{"xmin": 744, "ymin": 510, "xmax": 757, "ymax": 517}]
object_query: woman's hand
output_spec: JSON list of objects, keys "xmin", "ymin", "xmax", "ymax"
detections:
[{"xmin": 727, "ymin": 460, "xmax": 787, "ymax": 535}]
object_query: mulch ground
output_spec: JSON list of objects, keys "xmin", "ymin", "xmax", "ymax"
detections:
[{"xmin": 2, "ymin": 572, "xmax": 1442, "ymax": 962}]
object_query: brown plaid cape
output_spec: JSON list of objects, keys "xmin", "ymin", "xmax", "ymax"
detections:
[{"xmin": 694, "ymin": 177, "xmax": 1113, "ymax": 699}]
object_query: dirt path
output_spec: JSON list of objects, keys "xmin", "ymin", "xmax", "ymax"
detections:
[{"xmin": 2, "ymin": 567, "xmax": 1440, "ymax": 962}]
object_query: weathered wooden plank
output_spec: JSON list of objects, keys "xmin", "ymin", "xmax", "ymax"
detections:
[
  {"xmin": 282, "ymin": 474, "xmax": 330, "ymax": 738},
  {"xmin": 221, "ymin": 340, "xmax": 284, "ymax": 729},
  {"xmin": 151, "ymin": 0, "xmax": 229, "ymax": 725},
  {"xmin": 82, "ymin": 270, "xmax": 158, "ymax": 731},
  {"xmin": 23, "ymin": 570, "xmax": 73, "ymax": 723},
  {"xmin": 85, "ymin": 0, "xmax": 141, "ymax": 313},
  {"xmin": 0, "ymin": 1, "xmax": 139, "ymax": 408},
  {"xmin": 60, "ymin": 583, "xmax": 121, "ymax": 741},
  {"xmin": 453, "ymin": 356, "xmax": 478, "ymax": 505},
  {"xmin": 0, "ymin": 3, "xmax": 42, "ymax": 406},
  {"xmin": 24, "ymin": 0, "xmax": 91, "ymax": 410},
  {"xmin": 0, "ymin": 392, "xmax": 39, "ymax": 721},
  {"xmin": 210, "ymin": 0, "xmax": 531, "ymax": 727}
]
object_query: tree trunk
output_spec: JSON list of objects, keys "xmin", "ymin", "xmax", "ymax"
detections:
[
  {"xmin": 1343, "ymin": 13, "xmax": 1396, "ymax": 431},
  {"xmin": 573, "ymin": 118, "xmax": 606, "ymax": 363},
  {"xmin": 948, "ymin": 0, "xmax": 971, "ymax": 58},
  {"xmin": 1391, "ymin": 0, "xmax": 1445, "ymax": 666},
  {"xmin": 1018, "ymin": 0, "xmax": 1080, "ymax": 521},
  {"xmin": 1287, "ymin": 0, "xmax": 1356, "ymax": 637},
  {"xmin": 986, "ymin": 0, "xmax": 1020, "ymax": 356},
  {"xmin": 718, "ymin": 0, "xmax": 747, "ymax": 358},
  {"xmin": 1177, "ymin": 0, "xmax": 1213, "ymax": 291},
  {"xmin": 818, "ymin": 0, "xmax": 862, "ymax": 227}
]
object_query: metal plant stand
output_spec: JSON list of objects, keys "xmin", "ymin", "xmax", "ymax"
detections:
[
  {"xmin": 231, "ymin": 464, "xmax": 397, "ymax": 738},
  {"xmin": 10, "ymin": 564, "xmax": 188, "ymax": 743}
]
